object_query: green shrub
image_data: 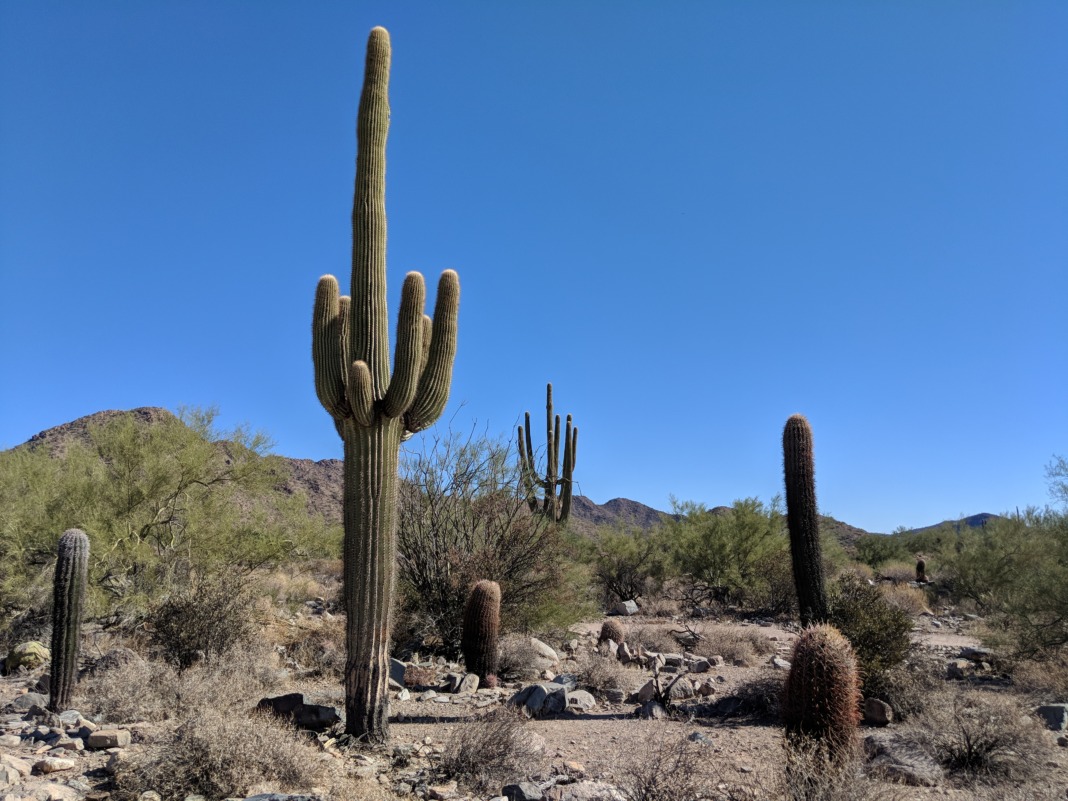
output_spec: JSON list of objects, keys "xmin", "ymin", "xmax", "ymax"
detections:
[
  {"xmin": 827, "ymin": 573, "xmax": 911, "ymax": 687},
  {"xmin": 584, "ymin": 523, "xmax": 669, "ymax": 605}
]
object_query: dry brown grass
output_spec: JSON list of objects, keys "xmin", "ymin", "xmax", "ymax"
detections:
[
  {"xmin": 615, "ymin": 728, "xmax": 722, "ymax": 801},
  {"xmin": 497, "ymin": 634, "xmax": 544, "ymax": 681},
  {"xmin": 1009, "ymin": 653, "xmax": 1068, "ymax": 700},
  {"xmin": 629, "ymin": 624, "xmax": 680, "ymax": 655},
  {"xmin": 279, "ymin": 614, "xmax": 346, "ymax": 679},
  {"xmin": 898, "ymin": 688, "xmax": 1053, "ymax": 783},
  {"xmin": 438, "ymin": 707, "xmax": 547, "ymax": 792},
  {"xmin": 860, "ymin": 652, "xmax": 944, "ymax": 722},
  {"xmin": 112, "ymin": 706, "xmax": 347, "ymax": 801},
  {"xmin": 692, "ymin": 625, "xmax": 777, "ymax": 667},
  {"xmin": 874, "ymin": 561, "xmax": 917, "ymax": 584},
  {"xmin": 877, "ymin": 583, "xmax": 929, "ymax": 616},
  {"xmin": 576, "ymin": 651, "xmax": 640, "ymax": 695},
  {"xmin": 778, "ymin": 737, "xmax": 892, "ymax": 801}
]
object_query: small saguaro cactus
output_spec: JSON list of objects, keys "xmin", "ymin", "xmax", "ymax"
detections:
[
  {"xmin": 49, "ymin": 528, "xmax": 89, "ymax": 713},
  {"xmin": 312, "ymin": 27, "xmax": 460, "ymax": 742},
  {"xmin": 783, "ymin": 414, "xmax": 829, "ymax": 627},
  {"xmin": 915, "ymin": 557, "xmax": 927, "ymax": 584},
  {"xmin": 598, "ymin": 619, "xmax": 625, "ymax": 645},
  {"xmin": 461, "ymin": 580, "xmax": 501, "ymax": 687},
  {"xmin": 782, "ymin": 624, "xmax": 862, "ymax": 760},
  {"xmin": 518, "ymin": 383, "xmax": 578, "ymax": 525}
]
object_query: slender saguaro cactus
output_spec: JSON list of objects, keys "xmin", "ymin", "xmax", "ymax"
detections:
[
  {"xmin": 781, "ymin": 623, "xmax": 862, "ymax": 761},
  {"xmin": 312, "ymin": 26, "xmax": 459, "ymax": 743},
  {"xmin": 461, "ymin": 580, "xmax": 501, "ymax": 686},
  {"xmin": 49, "ymin": 528, "xmax": 89, "ymax": 713},
  {"xmin": 518, "ymin": 383, "xmax": 578, "ymax": 524},
  {"xmin": 783, "ymin": 414, "xmax": 829, "ymax": 627}
]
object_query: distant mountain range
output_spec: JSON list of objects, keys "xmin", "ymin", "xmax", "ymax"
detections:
[{"xmin": 12, "ymin": 407, "xmax": 999, "ymax": 541}]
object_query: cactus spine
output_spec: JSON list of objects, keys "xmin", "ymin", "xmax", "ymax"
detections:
[
  {"xmin": 312, "ymin": 27, "xmax": 459, "ymax": 743},
  {"xmin": 48, "ymin": 528, "xmax": 89, "ymax": 713},
  {"xmin": 783, "ymin": 414, "xmax": 829, "ymax": 627},
  {"xmin": 461, "ymin": 580, "xmax": 501, "ymax": 686},
  {"xmin": 781, "ymin": 623, "xmax": 862, "ymax": 759},
  {"xmin": 518, "ymin": 383, "xmax": 578, "ymax": 524}
]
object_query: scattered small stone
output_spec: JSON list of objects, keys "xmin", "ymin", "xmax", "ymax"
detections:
[
  {"xmin": 457, "ymin": 673, "xmax": 479, "ymax": 694},
  {"xmin": 32, "ymin": 756, "xmax": 77, "ymax": 774},
  {"xmin": 770, "ymin": 656, "xmax": 791, "ymax": 670},
  {"xmin": 87, "ymin": 729, "xmax": 131, "ymax": 749},
  {"xmin": 503, "ymin": 781, "xmax": 543, "ymax": 801},
  {"xmin": 1035, "ymin": 704, "xmax": 1068, "ymax": 732},
  {"xmin": 863, "ymin": 698, "xmax": 893, "ymax": 727}
]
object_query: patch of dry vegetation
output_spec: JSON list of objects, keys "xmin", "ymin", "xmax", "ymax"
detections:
[
  {"xmin": 691, "ymin": 625, "xmax": 777, "ymax": 666},
  {"xmin": 438, "ymin": 707, "xmax": 547, "ymax": 793}
]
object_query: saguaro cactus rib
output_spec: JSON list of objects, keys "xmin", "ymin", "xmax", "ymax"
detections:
[
  {"xmin": 518, "ymin": 383, "xmax": 578, "ymax": 525},
  {"xmin": 311, "ymin": 26, "xmax": 459, "ymax": 743}
]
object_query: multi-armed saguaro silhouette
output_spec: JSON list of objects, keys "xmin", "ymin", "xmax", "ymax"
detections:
[
  {"xmin": 518, "ymin": 383, "xmax": 578, "ymax": 525},
  {"xmin": 312, "ymin": 26, "xmax": 459, "ymax": 742}
]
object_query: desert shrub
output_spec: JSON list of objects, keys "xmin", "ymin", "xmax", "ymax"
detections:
[
  {"xmin": 861, "ymin": 651, "xmax": 945, "ymax": 721},
  {"xmin": 828, "ymin": 574, "xmax": 911, "ymax": 688},
  {"xmin": 1009, "ymin": 652, "xmax": 1068, "ymax": 700},
  {"xmin": 900, "ymin": 689, "xmax": 1051, "ymax": 782},
  {"xmin": 497, "ymin": 634, "xmax": 543, "ymax": 682},
  {"xmin": 669, "ymin": 497, "xmax": 791, "ymax": 613},
  {"xmin": 397, "ymin": 430, "xmax": 580, "ymax": 656},
  {"xmin": 725, "ymin": 669, "xmax": 783, "ymax": 720},
  {"xmin": 576, "ymin": 651, "xmax": 637, "ymax": 694},
  {"xmin": 77, "ymin": 653, "xmax": 180, "ymax": 723},
  {"xmin": 438, "ymin": 707, "xmax": 546, "ymax": 792},
  {"xmin": 778, "ymin": 737, "xmax": 883, "ymax": 801},
  {"xmin": 279, "ymin": 614, "xmax": 345, "ymax": 679},
  {"xmin": 146, "ymin": 576, "xmax": 258, "ymax": 671},
  {"xmin": 692, "ymin": 625, "xmax": 776, "ymax": 666},
  {"xmin": 0, "ymin": 407, "xmax": 338, "ymax": 618},
  {"xmin": 113, "ymin": 706, "xmax": 338, "ymax": 801},
  {"xmin": 878, "ymin": 582, "xmax": 929, "ymax": 616},
  {"xmin": 629, "ymin": 624, "xmax": 679, "ymax": 656},
  {"xmin": 874, "ymin": 560, "xmax": 917, "ymax": 584},
  {"xmin": 584, "ymin": 523, "xmax": 670, "ymax": 605},
  {"xmin": 616, "ymin": 730, "xmax": 719, "ymax": 801},
  {"xmin": 404, "ymin": 664, "xmax": 439, "ymax": 688}
]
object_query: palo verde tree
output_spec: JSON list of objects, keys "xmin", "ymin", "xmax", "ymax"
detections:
[
  {"xmin": 518, "ymin": 383, "xmax": 578, "ymax": 525},
  {"xmin": 311, "ymin": 27, "xmax": 459, "ymax": 742}
]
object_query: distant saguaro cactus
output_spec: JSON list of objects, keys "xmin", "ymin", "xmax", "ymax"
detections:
[
  {"xmin": 49, "ymin": 528, "xmax": 89, "ymax": 712},
  {"xmin": 781, "ymin": 623, "xmax": 861, "ymax": 759},
  {"xmin": 599, "ymin": 619, "xmax": 625, "ymax": 645},
  {"xmin": 461, "ymin": 580, "xmax": 501, "ymax": 686},
  {"xmin": 783, "ymin": 414, "xmax": 829, "ymax": 627},
  {"xmin": 915, "ymin": 557, "xmax": 927, "ymax": 584},
  {"xmin": 312, "ymin": 27, "xmax": 460, "ymax": 742},
  {"xmin": 518, "ymin": 383, "xmax": 578, "ymax": 525}
]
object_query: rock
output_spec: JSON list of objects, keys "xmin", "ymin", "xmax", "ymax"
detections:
[
  {"xmin": 689, "ymin": 658, "xmax": 711, "ymax": 673},
  {"xmin": 397, "ymin": 688, "xmax": 411, "ymax": 701},
  {"xmin": 0, "ymin": 754, "xmax": 32, "ymax": 777},
  {"xmin": 519, "ymin": 683, "xmax": 567, "ymax": 716},
  {"xmin": 86, "ymin": 728, "xmax": 131, "ymax": 749},
  {"xmin": 666, "ymin": 677, "xmax": 695, "ymax": 701},
  {"xmin": 1035, "ymin": 704, "xmax": 1068, "ymax": 731},
  {"xmin": 864, "ymin": 733, "xmax": 943, "ymax": 786},
  {"xmin": 770, "ymin": 656, "xmax": 791, "ymax": 670},
  {"xmin": 946, "ymin": 659, "xmax": 971, "ymax": 679},
  {"xmin": 601, "ymin": 688, "xmax": 626, "ymax": 704},
  {"xmin": 87, "ymin": 647, "xmax": 143, "ymax": 675},
  {"xmin": 256, "ymin": 694, "xmax": 340, "ymax": 732},
  {"xmin": 32, "ymin": 756, "xmax": 77, "ymax": 774},
  {"xmin": 503, "ymin": 782, "xmax": 543, "ymax": 801},
  {"xmin": 959, "ymin": 646, "xmax": 995, "ymax": 663},
  {"xmin": 695, "ymin": 679, "xmax": 716, "ymax": 697},
  {"xmin": 242, "ymin": 795, "xmax": 325, "ymax": 801},
  {"xmin": 389, "ymin": 658, "xmax": 407, "ymax": 690},
  {"xmin": 635, "ymin": 680, "xmax": 657, "ymax": 703},
  {"xmin": 428, "ymin": 780, "xmax": 459, "ymax": 799},
  {"xmin": 3, "ymin": 642, "xmax": 49, "ymax": 674},
  {"xmin": 618, "ymin": 642, "xmax": 634, "ymax": 664},
  {"xmin": 9, "ymin": 692, "xmax": 48, "ymax": 711},
  {"xmin": 417, "ymin": 690, "xmax": 438, "ymax": 701},
  {"xmin": 610, "ymin": 600, "xmax": 639, "ymax": 616},
  {"xmin": 863, "ymin": 698, "xmax": 893, "ymax": 726},
  {"xmin": 0, "ymin": 735, "xmax": 20, "ymax": 747},
  {"xmin": 549, "ymin": 674, "xmax": 578, "ymax": 692},
  {"xmin": 530, "ymin": 638, "xmax": 561, "ymax": 665},
  {"xmin": 457, "ymin": 673, "xmax": 479, "ymax": 694},
  {"xmin": 565, "ymin": 691, "xmax": 596, "ymax": 712},
  {"xmin": 0, "ymin": 765, "xmax": 18, "ymax": 787},
  {"xmin": 687, "ymin": 731, "xmax": 713, "ymax": 745},
  {"xmin": 1057, "ymin": 735, "xmax": 1068, "ymax": 748},
  {"xmin": 44, "ymin": 786, "xmax": 81, "ymax": 801}
]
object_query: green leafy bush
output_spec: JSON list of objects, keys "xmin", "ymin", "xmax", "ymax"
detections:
[{"xmin": 827, "ymin": 573, "xmax": 911, "ymax": 687}]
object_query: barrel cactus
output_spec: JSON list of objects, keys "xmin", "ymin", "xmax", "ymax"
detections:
[
  {"xmin": 915, "ymin": 557, "xmax": 927, "ymax": 583},
  {"xmin": 312, "ymin": 26, "xmax": 460, "ymax": 742},
  {"xmin": 461, "ymin": 580, "xmax": 501, "ymax": 687},
  {"xmin": 49, "ymin": 528, "xmax": 89, "ymax": 712},
  {"xmin": 598, "ymin": 619, "xmax": 625, "ymax": 645},
  {"xmin": 781, "ymin": 623, "xmax": 861, "ymax": 759},
  {"xmin": 518, "ymin": 383, "xmax": 578, "ymax": 524},
  {"xmin": 783, "ymin": 414, "xmax": 828, "ymax": 627}
]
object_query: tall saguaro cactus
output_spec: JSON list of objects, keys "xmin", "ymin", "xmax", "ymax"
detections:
[
  {"xmin": 518, "ymin": 383, "xmax": 578, "ymax": 524},
  {"xmin": 312, "ymin": 26, "xmax": 459, "ymax": 743},
  {"xmin": 783, "ymin": 414, "xmax": 829, "ymax": 627},
  {"xmin": 49, "ymin": 528, "xmax": 89, "ymax": 713}
]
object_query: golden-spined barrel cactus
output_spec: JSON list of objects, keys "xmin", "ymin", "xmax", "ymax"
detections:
[
  {"xmin": 312, "ymin": 27, "xmax": 459, "ymax": 743},
  {"xmin": 461, "ymin": 580, "xmax": 501, "ymax": 686},
  {"xmin": 782, "ymin": 623, "xmax": 862, "ymax": 759},
  {"xmin": 599, "ymin": 619, "xmax": 625, "ymax": 645}
]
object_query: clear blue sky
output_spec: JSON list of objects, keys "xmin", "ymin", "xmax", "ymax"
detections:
[{"xmin": 2, "ymin": 2, "xmax": 1065, "ymax": 533}]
